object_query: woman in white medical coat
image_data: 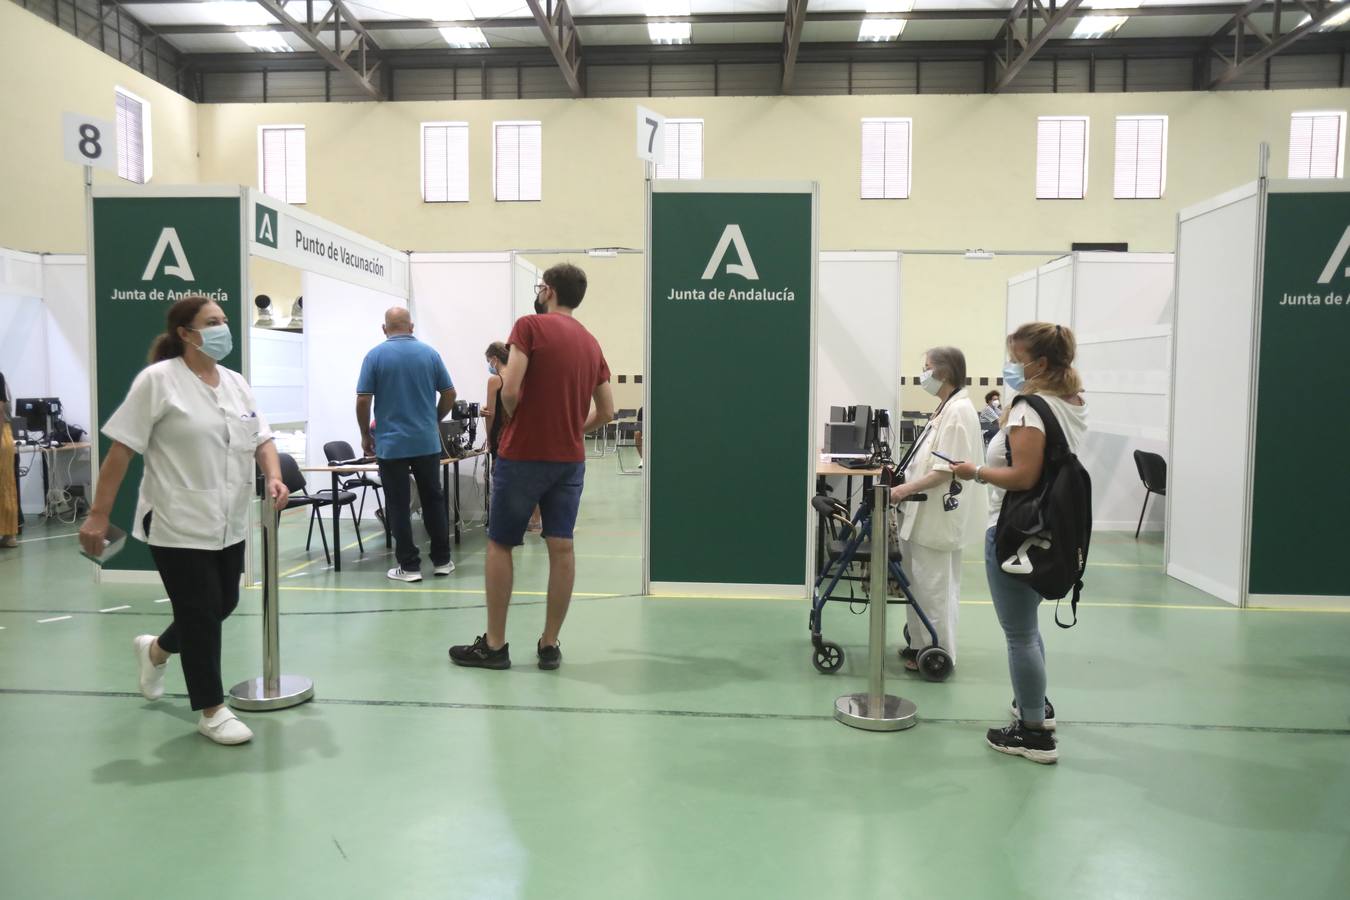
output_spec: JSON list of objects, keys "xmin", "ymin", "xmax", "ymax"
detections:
[
  {"xmin": 79, "ymin": 296, "xmax": 289, "ymax": 746},
  {"xmin": 889, "ymin": 346, "xmax": 987, "ymax": 676}
]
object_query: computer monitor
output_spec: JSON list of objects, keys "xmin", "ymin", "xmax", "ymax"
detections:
[
  {"xmin": 828, "ymin": 405, "xmax": 847, "ymax": 424},
  {"xmin": 16, "ymin": 398, "xmax": 61, "ymax": 435}
]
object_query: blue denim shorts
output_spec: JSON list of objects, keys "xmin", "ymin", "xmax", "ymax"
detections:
[{"xmin": 489, "ymin": 458, "xmax": 586, "ymax": 547}]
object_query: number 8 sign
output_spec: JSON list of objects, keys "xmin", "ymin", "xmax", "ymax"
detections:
[{"xmin": 63, "ymin": 112, "xmax": 119, "ymax": 172}]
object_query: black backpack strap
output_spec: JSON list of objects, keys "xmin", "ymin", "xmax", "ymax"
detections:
[
  {"xmin": 1054, "ymin": 581, "xmax": 1081, "ymax": 629},
  {"xmin": 1017, "ymin": 394, "xmax": 1071, "ymax": 460}
]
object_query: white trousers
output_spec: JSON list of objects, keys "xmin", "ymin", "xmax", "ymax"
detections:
[{"xmin": 899, "ymin": 540, "xmax": 963, "ymax": 664}]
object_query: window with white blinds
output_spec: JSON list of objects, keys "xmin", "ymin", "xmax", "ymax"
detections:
[
  {"xmin": 1114, "ymin": 116, "xmax": 1168, "ymax": 199},
  {"xmin": 1288, "ymin": 111, "xmax": 1347, "ymax": 180},
  {"xmin": 654, "ymin": 120, "xmax": 704, "ymax": 180},
  {"xmin": 421, "ymin": 122, "xmax": 469, "ymax": 203},
  {"xmin": 860, "ymin": 118, "xmax": 911, "ymax": 200},
  {"xmin": 1036, "ymin": 116, "xmax": 1089, "ymax": 200},
  {"xmin": 114, "ymin": 87, "xmax": 150, "ymax": 184},
  {"xmin": 493, "ymin": 121, "xmax": 542, "ymax": 202},
  {"xmin": 258, "ymin": 125, "xmax": 307, "ymax": 205}
]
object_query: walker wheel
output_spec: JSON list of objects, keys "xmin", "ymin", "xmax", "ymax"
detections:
[
  {"xmin": 813, "ymin": 642, "xmax": 845, "ymax": 674},
  {"xmin": 917, "ymin": 647, "xmax": 954, "ymax": 682}
]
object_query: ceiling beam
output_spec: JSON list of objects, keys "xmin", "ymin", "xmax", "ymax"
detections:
[
  {"xmin": 252, "ymin": 0, "xmax": 381, "ymax": 99},
  {"xmin": 993, "ymin": 0, "xmax": 1086, "ymax": 91},
  {"xmin": 525, "ymin": 0, "xmax": 584, "ymax": 97},
  {"xmin": 1209, "ymin": 0, "xmax": 1350, "ymax": 87},
  {"xmin": 147, "ymin": 4, "xmax": 1291, "ymax": 36},
  {"xmin": 781, "ymin": 0, "xmax": 810, "ymax": 92}
]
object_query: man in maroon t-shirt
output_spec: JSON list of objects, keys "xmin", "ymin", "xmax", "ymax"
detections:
[{"xmin": 450, "ymin": 263, "xmax": 613, "ymax": 671}]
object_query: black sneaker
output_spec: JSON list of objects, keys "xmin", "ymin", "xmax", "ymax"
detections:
[
  {"xmin": 1011, "ymin": 697, "xmax": 1057, "ymax": 730},
  {"xmin": 449, "ymin": 635, "xmax": 511, "ymax": 670},
  {"xmin": 986, "ymin": 721, "xmax": 1058, "ymax": 765},
  {"xmin": 537, "ymin": 640, "xmax": 562, "ymax": 671}
]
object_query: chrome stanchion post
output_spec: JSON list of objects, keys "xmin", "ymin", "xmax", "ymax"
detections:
[
  {"xmin": 834, "ymin": 483, "xmax": 918, "ymax": 731},
  {"xmin": 229, "ymin": 495, "xmax": 315, "ymax": 711}
]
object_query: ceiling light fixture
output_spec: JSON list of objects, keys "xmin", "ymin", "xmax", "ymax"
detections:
[
  {"xmin": 439, "ymin": 26, "xmax": 490, "ymax": 48},
  {"xmin": 1072, "ymin": 0, "xmax": 1140, "ymax": 39},
  {"xmin": 648, "ymin": 0, "xmax": 692, "ymax": 45},
  {"xmin": 237, "ymin": 30, "xmax": 292, "ymax": 52},
  {"xmin": 859, "ymin": 19, "xmax": 906, "ymax": 41}
]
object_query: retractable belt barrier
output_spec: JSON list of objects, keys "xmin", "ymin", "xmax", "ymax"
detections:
[
  {"xmin": 834, "ymin": 483, "xmax": 918, "ymax": 732},
  {"xmin": 229, "ymin": 497, "xmax": 315, "ymax": 711}
]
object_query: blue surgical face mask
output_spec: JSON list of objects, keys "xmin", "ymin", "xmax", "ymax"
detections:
[
  {"xmin": 193, "ymin": 324, "xmax": 233, "ymax": 362},
  {"xmin": 1003, "ymin": 362, "xmax": 1025, "ymax": 391},
  {"xmin": 919, "ymin": 368, "xmax": 942, "ymax": 397},
  {"xmin": 488, "ymin": 364, "xmax": 498, "ymax": 375}
]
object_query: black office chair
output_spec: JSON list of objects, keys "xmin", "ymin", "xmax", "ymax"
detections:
[
  {"xmin": 324, "ymin": 440, "xmax": 384, "ymax": 523},
  {"xmin": 1132, "ymin": 450, "xmax": 1168, "ymax": 539},
  {"xmin": 278, "ymin": 452, "xmax": 362, "ymax": 565}
]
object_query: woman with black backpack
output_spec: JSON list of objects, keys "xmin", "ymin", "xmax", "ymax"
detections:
[{"xmin": 952, "ymin": 323, "xmax": 1088, "ymax": 765}]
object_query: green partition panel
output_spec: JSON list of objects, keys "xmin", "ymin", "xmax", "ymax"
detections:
[
  {"xmin": 1249, "ymin": 188, "xmax": 1350, "ymax": 597},
  {"xmin": 647, "ymin": 184, "xmax": 816, "ymax": 591},
  {"xmin": 92, "ymin": 192, "xmax": 244, "ymax": 573}
]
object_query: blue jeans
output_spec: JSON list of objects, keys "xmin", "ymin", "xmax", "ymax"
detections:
[
  {"xmin": 489, "ymin": 458, "xmax": 586, "ymax": 547},
  {"xmin": 985, "ymin": 526, "xmax": 1047, "ymax": 726}
]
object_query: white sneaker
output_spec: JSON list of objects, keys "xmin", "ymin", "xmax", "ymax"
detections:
[
  {"xmin": 433, "ymin": 561, "xmax": 456, "ymax": 577},
  {"xmin": 132, "ymin": 634, "xmax": 167, "ymax": 701},
  {"xmin": 197, "ymin": 707, "xmax": 253, "ymax": 745},
  {"xmin": 387, "ymin": 567, "xmax": 422, "ymax": 582}
]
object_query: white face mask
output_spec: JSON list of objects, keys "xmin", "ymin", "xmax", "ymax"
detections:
[{"xmin": 919, "ymin": 368, "xmax": 942, "ymax": 397}]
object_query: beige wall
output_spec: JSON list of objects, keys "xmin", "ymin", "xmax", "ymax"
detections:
[
  {"xmin": 195, "ymin": 89, "xmax": 1347, "ymax": 411},
  {"xmin": 5, "ymin": 3, "xmax": 1347, "ymax": 413},
  {"xmin": 0, "ymin": 2, "xmax": 199, "ymax": 252}
]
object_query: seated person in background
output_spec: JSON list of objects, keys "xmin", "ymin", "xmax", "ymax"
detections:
[{"xmin": 978, "ymin": 390, "xmax": 1002, "ymax": 444}]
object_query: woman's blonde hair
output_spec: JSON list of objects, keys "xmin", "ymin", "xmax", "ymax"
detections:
[{"xmin": 1003, "ymin": 322, "xmax": 1082, "ymax": 422}]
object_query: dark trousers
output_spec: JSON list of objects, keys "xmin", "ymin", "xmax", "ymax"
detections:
[
  {"xmin": 377, "ymin": 453, "xmax": 450, "ymax": 570},
  {"xmin": 149, "ymin": 541, "xmax": 246, "ymax": 711}
]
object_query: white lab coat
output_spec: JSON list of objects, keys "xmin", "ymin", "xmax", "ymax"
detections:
[
  {"xmin": 895, "ymin": 389, "xmax": 987, "ymax": 664},
  {"xmin": 103, "ymin": 358, "xmax": 273, "ymax": 550}
]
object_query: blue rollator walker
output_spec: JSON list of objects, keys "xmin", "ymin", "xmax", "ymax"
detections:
[{"xmin": 809, "ymin": 485, "xmax": 955, "ymax": 682}]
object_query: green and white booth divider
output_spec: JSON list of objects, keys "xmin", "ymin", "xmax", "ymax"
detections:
[
  {"xmin": 644, "ymin": 180, "xmax": 819, "ymax": 599},
  {"xmin": 1007, "ymin": 251, "xmax": 1175, "ymax": 532},
  {"xmin": 89, "ymin": 185, "xmax": 410, "ymax": 582},
  {"xmin": 1169, "ymin": 175, "xmax": 1350, "ymax": 609}
]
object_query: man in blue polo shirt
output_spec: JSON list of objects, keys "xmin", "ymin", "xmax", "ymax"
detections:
[{"xmin": 356, "ymin": 307, "xmax": 456, "ymax": 583}]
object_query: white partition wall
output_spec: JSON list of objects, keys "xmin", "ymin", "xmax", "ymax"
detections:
[
  {"xmin": 303, "ymin": 271, "xmax": 407, "ymax": 506},
  {"xmin": 1035, "ymin": 256, "xmax": 1075, "ymax": 326},
  {"xmin": 815, "ymin": 251, "xmax": 902, "ymax": 453},
  {"xmin": 1169, "ymin": 179, "xmax": 1350, "ymax": 609},
  {"xmin": 511, "ymin": 253, "xmax": 542, "ymax": 322},
  {"xmin": 1007, "ymin": 251, "xmax": 1175, "ymax": 532},
  {"xmin": 1074, "ymin": 253, "xmax": 1174, "ymax": 532},
  {"xmin": 1168, "ymin": 184, "xmax": 1262, "ymax": 605},
  {"xmin": 410, "ymin": 252, "xmax": 515, "ymax": 406},
  {"xmin": 250, "ymin": 328, "xmax": 306, "ymax": 426},
  {"xmin": 41, "ymin": 256, "xmax": 90, "ymax": 433},
  {"xmin": 1, "ymin": 248, "xmax": 51, "ymax": 514}
]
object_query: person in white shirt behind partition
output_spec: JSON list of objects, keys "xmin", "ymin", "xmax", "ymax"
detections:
[
  {"xmin": 79, "ymin": 296, "xmax": 289, "ymax": 746},
  {"xmin": 888, "ymin": 346, "xmax": 987, "ymax": 679}
]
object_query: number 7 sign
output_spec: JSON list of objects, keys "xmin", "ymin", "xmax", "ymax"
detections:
[
  {"xmin": 63, "ymin": 112, "xmax": 119, "ymax": 172},
  {"xmin": 636, "ymin": 106, "xmax": 667, "ymax": 166}
]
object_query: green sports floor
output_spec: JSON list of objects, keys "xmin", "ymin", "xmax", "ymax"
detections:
[{"xmin": 2, "ymin": 462, "xmax": 1347, "ymax": 900}]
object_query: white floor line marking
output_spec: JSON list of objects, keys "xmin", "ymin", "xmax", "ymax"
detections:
[
  {"xmin": 154, "ymin": 598, "xmax": 171, "ymax": 604},
  {"xmin": 100, "ymin": 605, "xmax": 132, "ymax": 613},
  {"xmin": 38, "ymin": 616, "xmax": 73, "ymax": 624},
  {"xmin": 16, "ymin": 532, "xmax": 79, "ymax": 544}
]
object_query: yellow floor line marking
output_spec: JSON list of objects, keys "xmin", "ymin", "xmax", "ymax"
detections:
[{"xmin": 279, "ymin": 537, "xmax": 375, "ymax": 577}]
